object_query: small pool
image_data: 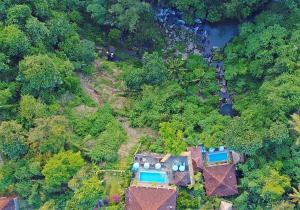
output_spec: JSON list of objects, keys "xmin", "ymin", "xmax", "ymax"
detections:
[
  {"xmin": 139, "ymin": 171, "xmax": 168, "ymax": 184},
  {"xmin": 207, "ymin": 151, "xmax": 229, "ymax": 163}
]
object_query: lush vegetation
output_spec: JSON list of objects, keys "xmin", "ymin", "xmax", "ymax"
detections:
[
  {"xmin": 0, "ymin": 0, "xmax": 299, "ymax": 209},
  {"xmin": 168, "ymin": 0, "xmax": 270, "ymax": 22}
]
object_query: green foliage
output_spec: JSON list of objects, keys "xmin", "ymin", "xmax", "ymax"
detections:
[
  {"xmin": 122, "ymin": 52, "xmax": 167, "ymax": 90},
  {"xmin": 129, "ymin": 82, "xmax": 185, "ymax": 129},
  {"xmin": 142, "ymin": 52, "xmax": 167, "ymax": 85},
  {"xmin": 42, "ymin": 150, "xmax": 84, "ymax": 189},
  {"xmin": 88, "ymin": 121, "xmax": 126, "ymax": 162},
  {"xmin": 224, "ymin": 117, "xmax": 264, "ymax": 155},
  {"xmin": 66, "ymin": 176, "xmax": 104, "ymax": 210},
  {"xmin": 28, "ymin": 115, "xmax": 71, "ymax": 154},
  {"xmin": 7, "ymin": 4, "xmax": 32, "ymax": 26},
  {"xmin": 86, "ymin": 0, "xmax": 108, "ymax": 25},
  {"xmin": 59, "ymin": 35, "xmax": 96, "ymax": 71},
  {"xmin": 71, "ymin": 105, "xmax": 115, "ymax": 137},
  {"xmin": 176, "ymin": 189, "xmax": 199, "ymax": 209},
  {"xmin": 19, "ymin": 54, "xmax": 74, "ymax": 98},
  {"xmin": 108, "ymin": 28, "xmax": 121, "ymax": 44},
  {"xmin": 25, "ymin": 17, "xmax": 49, "ymax": 45},
  {"xmin": 0, "ymin": 25, "xmax": 30, "ymax": 58},
  {"xmin": 170, "ymin": 0, "xmax": 269, "ymax": 22},
  {"xmin": 110, "ymin": 0, "xmax": 152, "ymax": 32},
  {"xmin": 19, "ymin": 95, "xmax": 47, "ymax": 128},
  {"xmin": 159, "ymin": 121, "xmax": 186, "ymax": 156},
  {"xmin": 46, "ymin": 14, "xmax": 76, "ymax": 45},
  {"xmin": 0, "ymin": 121, "xmax": 27, "ymax": 160},
  {"xmin": 237, "ymin": 164, "xmax": 291, "ymax": 208}
]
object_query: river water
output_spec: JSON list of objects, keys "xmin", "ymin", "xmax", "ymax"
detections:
[{"xmin": 203, "ymin": 21, "xmax": 239, "ymax": 48}]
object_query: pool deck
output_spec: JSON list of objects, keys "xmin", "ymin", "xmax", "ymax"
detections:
[
  {"xmin": 204, "ymin": 150, "xmax": 233, "ymax": 167},
  {"xmin": 132, "ymin": 152, "xmax": 195, "ymax": 188}
]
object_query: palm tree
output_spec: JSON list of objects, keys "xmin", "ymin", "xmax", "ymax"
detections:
[
  {"xmin": 166, "ymin": 58, "xmax": 185, "ymax": 80},
  {"xmin": 289, "ymin": 184, "xmax": 300, "ymax": 204}
]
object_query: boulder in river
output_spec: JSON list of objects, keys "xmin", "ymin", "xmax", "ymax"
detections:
[{"xmin": 194, "ymin": 18, "xmax": 202, "ymax": 24}]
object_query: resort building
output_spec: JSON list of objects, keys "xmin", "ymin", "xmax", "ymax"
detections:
[
  {"xmin": 126, "ymin": 146, "xmax": 242, "ymax": 209},
  {"xmin": 130, "ymin": 152, "xmax": 194, "ymax": 188},
  {"xmin": 188, "ymin": 145, "xmax": 241, "ymax": 197},
  {"xmin": 0, "ymin": 197, "xmax": 18, "ymax": 210},
  {"xmin": 125, "ymin": 152, "xmax": 195, "ymax": 210},
  {"xmin": 125, "ymin": 186, "xmax": 177, "ymax": 210}
]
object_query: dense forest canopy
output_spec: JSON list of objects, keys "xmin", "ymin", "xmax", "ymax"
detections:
[{"xmin": 0, "ymin": 0, "xmax": 299, "ymax": 209}]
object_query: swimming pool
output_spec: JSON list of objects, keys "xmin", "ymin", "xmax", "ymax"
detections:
[
  {"xmin": 139, "ymin": 171, "xmax": 168, "ymax": 184},
  {"xmin": 207, "ymin": 151, "xmax": 229, "ymax": 163}
]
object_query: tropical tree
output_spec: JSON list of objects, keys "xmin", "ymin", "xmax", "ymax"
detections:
[
  {"xmin": 0, "ymin": 25, "xmax": 30, "ymax": 58},
  {"xmin": 28, "ymin": 115, "xmax": 71, "ymax": 154},
  {"xmin": 19, "ymin": 54, "xmax": 73, "ymax": 98},
  {"xmin": 0, "ymin": 121, "xmax": 27, "ymax": 160},
  {"xmin": 25, "ymin": 17, "xmax": 49, "ymax": 44},
  {"xmin": 110, "ymin": 0, "xmax": 152, "ymax": 32},
  {"xmin": 142, "ymin": 52, "xmax": 167, "ymax": 85},
  {"xmin": 289, "ymin": 184, "xmax": 300, "ymax": 204},
  {"xmin": 65, "ymin": 176, "xmax": 104, "ymax": 209},
  {"xmin": 159, "ymin": 121, "xmax": 186, "ymax": 156},
  {"xmin": 86, "ymin": 0, "xmax": 108, "ymax": 25},
  {"xmin": 224, "ymin": 117, "xmax": 264, "ymax": 155},
  {"xmin": 6, "ymin": 4, "xmax": 32, "ymax": 26},
  {"xmin": 19, "ymin": 95, "xmax": 47, "ymax": 128},
  {"xmin": 42, "ymin": 151, "xmax": 84, "ymax": 189}
]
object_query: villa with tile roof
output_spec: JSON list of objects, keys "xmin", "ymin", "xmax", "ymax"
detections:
[
  {"xmin": 203, "ymin": 164, "xmax": 238, "ymax": 196},
  {"xmin": 125, "ymin": 152, "xmax": 195, "ymax": 210},
  {"xmin": 125, "ymin": 186, "xmax": 177, "ymax": 210},
  {"xmin": 126, "ymin": 146, "xmax": 242, "ymax": 209},
  {"xmin": 189, "ymin": 145, "xmax": 242, "ymax": 197}
]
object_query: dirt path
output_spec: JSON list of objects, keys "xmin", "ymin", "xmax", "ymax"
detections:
[
  {"xmin": 78, "ymin": 60, "xmax": 157, "ymax": 168},
  {"xmin": 79, "ymin": 73, "xmax": 104, "ymax": 106}
]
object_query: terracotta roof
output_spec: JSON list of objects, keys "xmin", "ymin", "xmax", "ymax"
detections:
[
  {"xmin": 0, "ymin": 197, "xmax": 16, "ymax": 210},
  {"xmin": 172, "ymin": 172, "xmax": 191, "ymax": 187},
  {"xmin": 125, "ymin": 186, "xmax": 177, "ymax": 210},
  {"xmin": 203, "ymin": 164, "xmax": 238, "ymax": 197},
  {"xmin": 188, "ymin": 146, "xmax": 204, "ymax": 171}
]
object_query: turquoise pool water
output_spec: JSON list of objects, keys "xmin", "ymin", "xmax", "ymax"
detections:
[
  {"xmin": 139, "ymin": 171, "xmax": 167, "ymax": 184},
  {"xmin": 208, "ymin": 151, "xmax": 229, "ymax": 163}
]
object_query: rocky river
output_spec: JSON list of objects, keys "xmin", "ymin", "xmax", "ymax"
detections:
[{"xmin": 155, "ymin": 8, "xmax": 239, "ymax": 116}]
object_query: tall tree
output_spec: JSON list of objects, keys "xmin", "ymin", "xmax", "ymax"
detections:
[
  {"xmin": 18, "ymin": 54, "xmax": 73, "ymax": 98},
  {"xmin": 19, "ymin": 95, "xmax": 47, "ymax": 128},
  {"xmin": 0, "ymin": 25, "xmax": 30, "ymax": 58},
  {"xmin": 159, "ymin": 121, "xmax": 186, "ymax": 156},
  {"xmin": 110, "ymin": 0, "xmax": 152, "ymax": 32},
  {"xmin": 28, "ymin": 115, "xmax": 71, "ymax": 154},
  {"xmin": 66, "ymin": 176, "xmax": 104, "ymax": 209},
  {"xmin": 86, "ymin": 0, "xmax": 108, "ymax": 25},
  {"xmin": 0, "ymin": 121, "xmax": 27, "ymax": 160},
  {"xmin": 42, "ymin": 151, "xmax": 84, "ymax": 189}
]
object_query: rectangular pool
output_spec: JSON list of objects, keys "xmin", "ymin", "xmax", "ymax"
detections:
[
  {"xmin": 207, "ymin": 151, "xmax": 229, "ymax": 163},
  {"xmin": 139, "ymin": 171, "xmax": 168, "ymax": 184}
]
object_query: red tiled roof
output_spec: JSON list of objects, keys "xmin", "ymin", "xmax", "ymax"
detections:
[
  {"xmin": 125, "ymin": 186, "xmax": 177, "ymax": 210},
  {"xmin": 0, "ymin": 197, "xmax": 16, "ymax": 210},
  {"xmin": 173, "ymin": 172, "xmax": 191, "ymax": 187},
  {"xmin": 203, "ymin": 164, "xmax": 238, "ymax": 197},
  {"xmin": 188, "ymin": 147, "xmax": 204, "ymax": 171}
]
